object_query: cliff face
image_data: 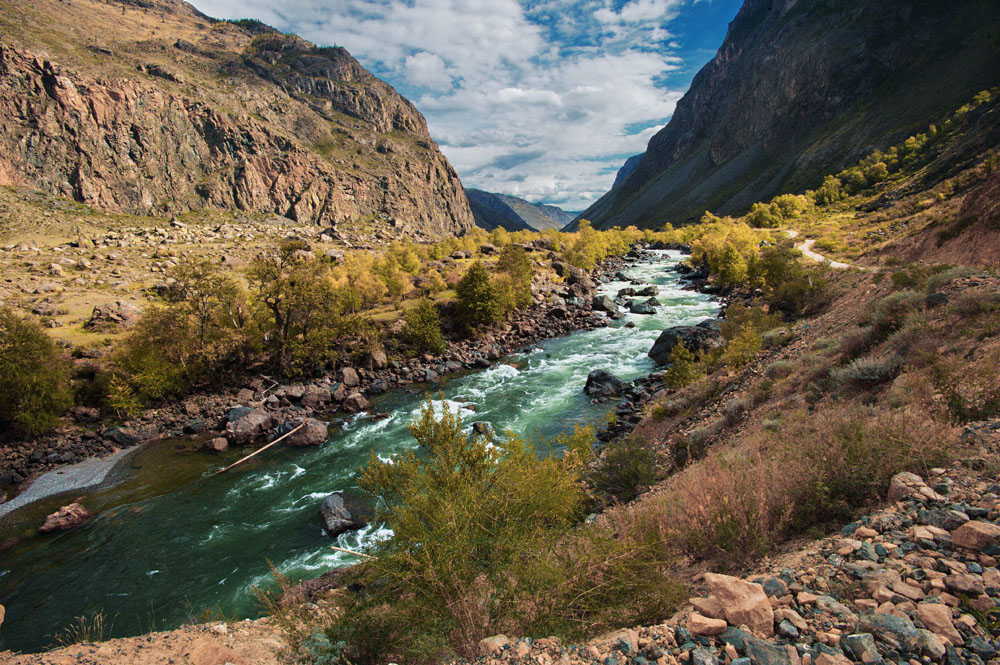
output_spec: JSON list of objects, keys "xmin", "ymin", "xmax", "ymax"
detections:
[
  {"xmin": 578, "ymin": 0, "xmax": 1000, "ymax": 229},
  {"xmin": 0, "ymin": 0, "xmax": 474, "ymax": 239},
  {"xmin": 466, "ymin": 189, "xmax": 575, "ymax": 232}
]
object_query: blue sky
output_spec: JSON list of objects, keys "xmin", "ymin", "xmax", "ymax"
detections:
[{"xmin": 189, "ymin": 0, "xmax": 741, "ymax": 211}]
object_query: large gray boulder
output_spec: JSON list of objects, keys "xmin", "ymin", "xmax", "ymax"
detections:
[
  {"xmin": 584, "ymin": 369, "xmax": 627, "ymax": 398},
  {"xmin": 320, "ymin": 491, "xmax": 368, "ymax": 538},
  {"xmin": 283, "ymin": 418, "xmax": 329, "ymax": 447},
  {"xmin": 648, "ymin": 319, "xmax": 722, "ymax": 365},
  {"xmin": 592, "ymin": 294, "xmax": 619, "ymax": 314},
  {"xmin": 225, "ymin": 408, "xmax": 272, "ymax": 445}
]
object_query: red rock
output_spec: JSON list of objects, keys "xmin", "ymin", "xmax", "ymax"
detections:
[
  {"xmin": 915, "ymin": 603, "xmax": 963, "ymax": 646},
  {"xmin": 342, "ymin": 392, "xmax": 370, "ymax": 413},
  {"xmin": 703, "ymin": 572, "xmax": 774, "ymax": 637},
  {"xmin": 687, "ymin": 612, "xmax": 726, "ymax": 636},
  {"xmin": 39, "ymin": 503, "xmax": 94, "ymax": 533},
  {"xmin": 951, "ymin": 520, "xmax": 1000, "ymax": 551},
  {"xmin": 203, "ymin": 437, "xmax": 228, "ymax": 453}
]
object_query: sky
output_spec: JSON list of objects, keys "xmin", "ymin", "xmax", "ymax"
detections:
[{"xmin": 188, "ymin": 0, "xmax": 742, "ymax": 212}]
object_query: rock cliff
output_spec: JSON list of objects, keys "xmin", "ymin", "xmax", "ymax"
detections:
[
  {"xmin": 0, "ymin": 0, "xmax": 474, "ymax": 239},
  {"xmin": 466, "ymin": 189, "xmax": 575, "ymax": 232},
  {"xmin": 577, "ymin": 0, "xmax": 1000, "ymax": 229}
]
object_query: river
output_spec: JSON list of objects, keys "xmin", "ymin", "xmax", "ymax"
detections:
[{"xmin": 0, "ymin": 250, "xmax": 717, "ymax": 653}]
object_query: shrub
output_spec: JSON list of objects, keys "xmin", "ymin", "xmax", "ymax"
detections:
[
  {"xmin": 831, "ymin": 354, "xmax": 903, "ymax": 393},
  {"xmin": 587, "ymin": 436, "xmax": 658, "ymax": 504},
  {"xmin": 403, "ymin": 299, "xmax": 447, "ymax": 354},
  {"xmin": 932, "ymin": 350, "xmax": 1000, "ymax": 422},
  {"xmin": 664, "ymin": 343, "xmax": 701, "ymax": 388},
  {"xmin": 723, "ymin": 328, "xmax": 762, "ymax": 367},
  {"xmin": 455, "ymin": 261, "xmax": 505, "ymax": 329},
  {"xmin": 330, "ymin": 401, "xmax": 584, "ymax": 663},
  {"xmin": 764, "ymin": 359, "xmax": 795, "ymax": 379},
  {"xmin": 925, "ymin": 266, "xmax": 976, "ymax": 292},
  {"xmin": 868, "ymin": 290, "xmax": 923, "ymax": 338},
  {"xmin": 723, "ymin": 396, "xmax": 751, "ymax": 423},
  {"xmin": 115, "ymin": 307, "xmax": 199, "ymax": 403},
  {"xmin": 495, "ymin": 244, "xmax": 533, "ymax": 309},
  {"xmin": 0, "ymin": 308, "xmax": 72, "ymax": 437}
]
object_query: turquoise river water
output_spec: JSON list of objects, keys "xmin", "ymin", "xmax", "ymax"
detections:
[{"xmin": 0, "ymin": 250, "xmax": 717, "ymax": 653}]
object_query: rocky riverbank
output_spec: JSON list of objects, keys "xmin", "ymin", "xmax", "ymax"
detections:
[
  {"xmin": 0, "ymin": 249, "xmax": 659, "ymax": 513},
  {"xmin": 463, "ymin": 444, "xmax": 1000, "ymax": 665}
]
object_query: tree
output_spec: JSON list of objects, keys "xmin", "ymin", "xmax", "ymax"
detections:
[
  {"xmin": 455, "ymin": 261, "xmax": 504, "ymax": 329},
  {"xmin": 403, "ymin": 299, "xmax": 447, "ymax": 354},
  {"xmin": 0, "ymin": 308, "xmax": 72, "ymax": 437},
  {"xmin": 248, "ymin": 240, "xmax": 342, "ymax": 374},
  {"xmin": 495, "ymin": 244, "xmax": 533, "ymax": 309}
]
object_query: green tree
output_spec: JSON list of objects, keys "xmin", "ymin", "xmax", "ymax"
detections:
[
  {"xmin": 664, "ymin": 343, "xmax": 701, "ymax": 388},
  {"xmin": 455, "ymin": 261, "xmax": 505, "ymax": 329},
  {"xmin": 0, "ymin": 308, "xmax": 72, "ymax": 437},
  {"xmin": 495, "ymin": 244, "xmax": 533, "ymax": 309},
  {"xmin": 403, "ymin": 299, "xmax": 447, "ymax": 354},
  {"xmin": 248, "ymin": 240, "xmax": 342, "ymax": 374}
]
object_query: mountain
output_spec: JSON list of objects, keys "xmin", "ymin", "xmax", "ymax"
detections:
[
  {"xmin": 465, "ymin": 189, "xmax": 575, "ymax": 232},
  {"xmin": 576, "ymin": 0, "xmax": 1000, "ymax": 229},
  {"xmin": 0, "ymin": 0, "xmax": 474, "ymax": 239},
  {"xmin": 611, "ymin": 154, "xmax": 643, "ymax": 190}
]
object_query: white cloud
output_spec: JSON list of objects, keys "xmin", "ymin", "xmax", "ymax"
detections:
[{"xmin": 189, "ymin": 0, "xmax": 697, "ymax": 211}]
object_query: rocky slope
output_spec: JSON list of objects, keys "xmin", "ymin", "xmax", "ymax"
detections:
[
  {"xmin": 576, "ymin": 0, "xmax": 1000, "ymax": 229},
  {"xmin": 0, "ymin": 0, "xmax": 474, "ymax": 239},
  {"xmin": 466, "ymin": 189, "xmax": 575, "ymax": 232}
]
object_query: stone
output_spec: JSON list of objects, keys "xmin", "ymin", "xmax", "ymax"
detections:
[
  {"xmin": 840, "ymin": 634, "xmax": 881, "ymax": 664},
  {"xmin": 943, "ymin": 573, "xmax": 984, "ymax": 595},
  {"xmin": 688, "ymin": 612, "xmax": 727, "ymax": 636},
  {"xmin": 319, "ymin": 491, "xmax": 368, "ymax": 537},
  {"xmin": 301, "ymin": 384, "xmax": 330, "ymax": 409},
  {"xmin": 691, "ymin": 648, "xmax": 718, "ymax": 665},
  {"xmin": 225, "ymin": 408, "xmax": 272, "ymax": 445},
  {"xmin": 950, "ymin": 520, "xmax": 1000, "ymax": 550},
  {"xmin": 744, "ymin": 636, "xmax": 794, "ymax": 665},
  {"xmin": 479, "ymin": 635, "xmax": 510, "ymax": 656},
  {"xmin": 648, "ymin": 320, "xmax": 722, "ymax": 365},
  {"xmin": 367, "ymin": 350, "xmax": 389, "ymax": 370},
  {"xmin": 584, "ymin": 369, "xmax": 627, "ymax": 397},
  {"xmin": 39, "ymin": 503, "xmax": 94, "ymax": 533},
  {"xmin": 342, "ymin": 392, "xmax": 370, "ymax": 413},
  {"xmin": 339, "ymin": 367, "xmax": 360, "ymax": 387},
  {"xmin": 283, "ymin": 418, "xmax": 329, "ymax": 447},
  {"xmin": 887, "ymin": 471, "xmax": 943, "ymax": 503},
  {"xmin": 858, "ymin": 613, "xmax": 921, "ymax": 653},
  {"xmin": 85, "ymin": 300, "xmax": 142, "ymax": 329},
  {"xmin": 593, "ymin": 294, "xmax": 619, "ymax": 313},
  {"xmin": 915, "ymin": 603, "xmax": 963, "ymax": 646},
  {"xmin": 203, "ymin": 437, "xmax": 229, "ymax": 453},
  {"xmin": 690, "ymin": 596, "xmax": 726, "ymax": 619},
  {"xmin": 777, "ymin": 619, "xmax": 799, "ymax": 639},
  {"xmin": 917, "ymin": 629, "xmax": 947, "ymax": 660},
  {"xmin": 703, "ymin": 572, "xmax": 774, "ymax": 637},
  {"xmin": 814, "ymin": 655, "xmax": 852, "ymax": 665},
  {"xmin": 629, "ymin": 299, "xmax": 656, "ymax": 315}
]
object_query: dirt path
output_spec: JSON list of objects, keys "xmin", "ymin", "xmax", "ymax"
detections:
[
  {"xmin": 0, "ymin": 619, "xmax": 287, "ymax": 665},
  {"xmin": 785, "ymin": 229, "xmax": 854, "ymax": 269}
]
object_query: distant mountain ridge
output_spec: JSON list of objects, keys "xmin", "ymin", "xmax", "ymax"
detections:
[
  {"xmin": 576, "ymin": 0, "xmax": 1000, "ymax": 229},
  {"xmin": 466, "ymin": 189, "xmax": 575, "ymax": 232}
]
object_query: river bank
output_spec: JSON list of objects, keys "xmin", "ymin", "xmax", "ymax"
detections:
[{"xmin": 0, "ymin": 248, "xmax": 660, "ymax": 514}]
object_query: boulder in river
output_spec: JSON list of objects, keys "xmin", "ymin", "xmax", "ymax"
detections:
[
  {"xmin": 592, "ymin": 295, "xmax": 619, "ymax": 314},
  {"xmin": 39, "ymin": 502, "xmax": 94, "ymax": 533},
  {"xmin": 225, "ymin": 408, "xmax": 272, "ymax": 445},
  {"xmin": 320, "ymin": 491, "xmax": 368, "ymax": 538},
  {"xmin": 637, "ymin": 285, "xmax": 659, "ymax": 296},
  {"xmin": 343, "ymin": 392, "xmax": 370, "ymax": 413},
  {"xmin": 283, "ymin": 418, "xmax": 329, "ymax": 447},
  {"xmin": 584, "ymin": 369, "xmax": 627, "ymax": 398},
  {"xmin": 203, "ymin": 437, "xmax": 229, "ymax": 453},
  {"xmin": 630, "ymin": 299, "xmax": 656, "ymax": 315},
  {"xmin": 648, "ymin": 319, "xmax": 722, "ymax": 365}
]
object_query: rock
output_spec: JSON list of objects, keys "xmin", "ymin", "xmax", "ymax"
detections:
[
  {"xmin": 342, "ymin": 392, "xmax": 370, "ymax": 413},
  {"xmin": 203, "ymin": 437, "xmax": 229, "ymax": 453},
  {"xmin": 39, "ymin": 503, "xmax": 94, "ymax": 533},
  {"xmin": 85, "ymin": 301, "xmax": 142, "ymax": 329},
  {"xmin": 743, "ymin": 636, "xmax": 794, "ymax": 665},
  {"xmin": 839, "ymin": 634, "xmax": 879, "ymax": 664},
  {"xmin": 301, "ymin": 384, "xmax": 330, "ymax": 409},
  {"xmin": 480, "ymin": 243, "xmax": 498, "ymax": 255},
  {"xmin": 915, "ymin": 603, "xmax": 962, "ymax": 646},
  {"xmin": 917, "ymin": 629, "xmax": 947, "ymax": 660},
  {"xmin": 284, "ymin": 418, "xmax": 329, "ymax": 446},
  {"xmin": 103, "ymin": 426, "xmax": 140, "ymax": 446},
  {"xmin": 950, "ymin": 520, "xmax": 1000, "ymax": 550},
  {"xmin": 887, "ymin": 471, "xmax": 943, "ymax": 503},
  {"xmin": 629, "ymin": 299, "xmax": 656, "ymax": 315},
  {"xmin": 367, "ymin": 349, "xmax": 389, "ymax": 370},
  {"xmin": 857, "ymin": 613, "xmax": 921, "ymax": 653},
  {"xmin": 339, "ymin": 367, "xmax": 360, "ymax": 387},
  {"xmin": 688, "ymin": 612, "xmax": 727, "ymax": 636},
  {"xmin": 648, "ymin": 320, "xmax": 722, "ymax": 365},
  {"xmin": 225, "ymin": 408, "xmax": 272, "ymax": 445},
  {"xmin": 319, "ymin": 491, "xmax": 367, "ymax": 537},
  {"xmin": 584, "ymin": 369, "xmax": 627, "ymax": 397},
  {"xmin": 479, "ymin": 635, "xmax": 511, "ymax": 656},
  {"xmin": 690, "ymin": 596, "xmax": 725, "ymax": 619},
  {"xmin": 592, "ymin": 294, "xmax": 619, "ymax": 313},
  {"xmin": 703, "ymin": 572, "xmax": 774, "ymax": 637},
  {"xmin": 691, "ymin": 647, "xmax": 718, "ymax": 665}
]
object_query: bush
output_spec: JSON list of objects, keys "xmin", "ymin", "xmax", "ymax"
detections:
[
  {"xmin": 403, "ymin": 299, "xmax": 446, "ymax": 354},
  {"xmin": 115, "ymin": 307, "xmax": 199, "ymax": 403},
  {"xmin": 764, "ymin": 359, "xmax": 795, "ymax": 379},
  {"xmin": 663, "ymin": 343, "xmax": 701, "ymax": 388},
  {"xmin": 495, "ymin": 244, "xmax": 533, "ymax": 309},
  {"xmin": 830, "ymin": 354, "xmax": 903, "ymax": 393},
  {"xmin": 868, "ymin": 290, "xmax": 923, "ymax": 338},
  {"xmin": 455, "ymin": 261, "xmax": 505, "ymax": 329},
  {"xmin": 587, "ymin": 436, "xmax": 659, "ymax": 504},
  {"xmin": 0, "ymin": 308, "xmax": 72, "ymax": 436}
]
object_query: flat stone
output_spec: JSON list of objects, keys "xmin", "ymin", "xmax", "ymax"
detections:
[
  {"xmin": 858, "ymin": 613, "xmax": 920, "ymax": 653},
  {"xmin": 951, "ymin": 520, "xmax": 1000, "ymax": 551},
  {"xmin": 704, "ymin": 572, "xmax": 774, "ymax": 637},
  {"xmin": 688, "ymin": 612, "xmax": 727, "ymax": 636}
]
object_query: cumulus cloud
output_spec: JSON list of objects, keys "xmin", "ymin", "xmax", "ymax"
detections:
[{"xmin": 189, "ymin": 0, "xmax": 701, "ymax": 211}]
